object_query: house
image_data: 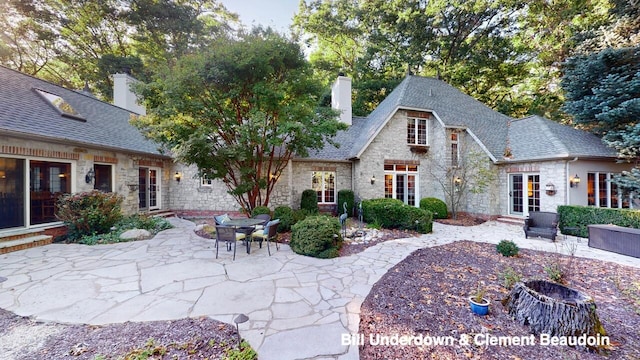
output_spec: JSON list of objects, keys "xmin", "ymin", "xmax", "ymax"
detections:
[
  {"xmin": 0, "ymin": 66, "xmax": 172, "ymax": 249},
  {"xmin": 0, "ymin": 65, "xmax": 632, "ymax": 250}
]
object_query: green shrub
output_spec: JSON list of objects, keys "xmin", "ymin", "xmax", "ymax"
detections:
[
  {"xmin": 251, "ymin": 206, "xmax": 271, "ymax": 217},
  {"xmin": 293, "ymin": 208, "xmax": 310, "ymax": 223},
  {"xmin": 337, "ymin": 189, "xmax": 355, "ymax": 217},
  {"xmin": 496, "ymin": 240, "xmax": 519, "ymax": 257},
  {"xmin": 500, "ymin": 267, "xmax": 522, "ymax": 289},
  {"xmin": 273, "ymin": 205, "xmax": 295, "ymax": 232},
  {"xmin": 56, "ymin": 190, "xmax": 124, "ymax": 240},
  {"xmin": 300, "ymin": 189, "xmax": 319, "ymax": 213},
  {"xmin": 361, "ymin": 198, "xmax": 433, "ymax": 233},
  {"xmin": 558, "ymin": 205, "xmax": 640, "ymax": 237},
  {"xmin": 290, "ymin": 216, "xmax": 342, "ymax": 258},
  {"xmin": 419, "ymin": 197, "xmax": 448, "ymax": 219},
  {"xmin": 77, "ymin": 214, "xmax": 173, "ymax": 245}
]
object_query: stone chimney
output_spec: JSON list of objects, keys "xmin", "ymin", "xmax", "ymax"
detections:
[
  {"xmin": 113, "ymin": 73, "xmax": 146, "ymax": 115},
  {"xmin": 331, "ymin": 74, "xmax": 352, "ymax": 126}
]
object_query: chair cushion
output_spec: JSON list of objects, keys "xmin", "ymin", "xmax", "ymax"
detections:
[
  {"xmin": 235, "ymin": 232, "xmax": 246, "ymax": 240},
  {"xmin": 215, "ymin": 214, "xmax": 231, "ymax": 224}
]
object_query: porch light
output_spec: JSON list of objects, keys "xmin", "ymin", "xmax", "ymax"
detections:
[
  {"xmin": 174, "ymin": 171, "xmax": 182, "ymax": 182},
  {"xmin": 454, "ymin": 177, "xmax": 462, "ymax": 185},
  {"xmin": 545, "ymin": 182, "xmax": 556, "ymax": 196},
  {"xmin": 85, "ymin": 168, "xmax": 95, "ymax": 184},
  {"xmin": 370, "ymin": 175, "xmax": 376, "ymax": 185},
  {"xmin": 570, "ymin": 174, "xmax": 580, "ymax": 188}
]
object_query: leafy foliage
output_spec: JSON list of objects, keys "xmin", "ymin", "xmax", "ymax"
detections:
[
  {"xmin": 134, "ymin": 31, "xmax": 345, "ymax": 214},
  {"xmin": 361, "ymin": 198, "xmax": 433, "ymax": 234},
  {"xmin": 290, "ymin": 215, "xmax": 342, "ymax": 258},
  {"xmin": 250, "ymin": 206, "xmax": 271, "ymax": 217},
  {"xmin": 558, "ymin": 205, "xmax": 640, "ymax": 238},
  {"xmin": 300, "ymin": 189, "xmax": 320, "ymax": 213},
  {"xmin": 337, "ymin": 189, "xmax": 355, "ymax": 217},
  {"xmin": 500, "ymin": 267, "xmax": 522, "ymax": 290},
  {"xmin": 419, "ymin": 197, "xmax": 448, "ymax": 219},
  {"xmin": 496, "ymin": 240, "xmax": 520, "ymax": 257},
  {"xmin": 56, "ymin": 190, "xmax": 123, "ymax": 240},
  {"xmin": 77, "ymin": 214, "xmax": 172, "ymax": 245},
  {"xmin": 273, "ymin": 206, "xmax": 295, "ymax": 232}
]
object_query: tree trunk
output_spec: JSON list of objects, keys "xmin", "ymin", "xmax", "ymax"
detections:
[{"xmin": 502, "ymin": 280, "xmax": 607, "ymax": 351}]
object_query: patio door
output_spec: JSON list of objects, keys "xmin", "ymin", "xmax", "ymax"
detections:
[
  {"xmin": 138, "ymin": 167, "xmax": 160, "ymax": 211},
  {"xmin": 0, "ymin": 157, "xmax": 26, "ymax": 230},
  {"xmin": 509, "ymin": 174, "xmax": 540, "ymax": 216}
]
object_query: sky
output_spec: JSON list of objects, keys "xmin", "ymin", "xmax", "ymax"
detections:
[{"xmin": 219, "ymin": 0, "xmax": 301, "ymax": 33}]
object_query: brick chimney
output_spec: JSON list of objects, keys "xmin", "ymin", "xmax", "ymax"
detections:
[
  {"xmin": 113, "ymin": 73, "xmax": 146, "ymax": 115},
  {"xmin": 331, "ymin": 74, "xmax": 352, "ymax": 126}
]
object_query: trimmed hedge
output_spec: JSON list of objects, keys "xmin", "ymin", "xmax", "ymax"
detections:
[
  {"xmin": 251, "ymin": 206, "xmax": 271, "ymax": 217},
  {"xmin": 558, "ymin": 205, "xmax": 640, "ymax": 238},
  {"xmin": 273, "ymin": 205, "xmax": 295, "ymax": 232},
  {"xmin": 290, "ymin": 215, "xmax": 342, "ymax": 258},
  {"xmin": 300, "ymin": 189, "xmax": 319, "ymax": 213},
  {"xmin": 337, "ymin": 189, "xmax": 355, "ymax": 217},
  {"xmin": 420, "ymin": 197, "xmax": 448, "ymax": 219},
  {"xmin": 361, "ymin": 198, "xmax": 433, "ymax": 233}
]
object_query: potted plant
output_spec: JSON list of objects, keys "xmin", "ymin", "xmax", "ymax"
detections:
[{"xmin": 469, "ymin": 285, "xmax": 490, "ymax": 316}]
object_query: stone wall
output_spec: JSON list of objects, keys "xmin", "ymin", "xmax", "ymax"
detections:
[
  {"xmin": 1, "ymin": 136, "xmax": 171, "ymax": 217},
  {"xmin": 289, "ymin": 160, "xmax": 352, "ymax": 211}
]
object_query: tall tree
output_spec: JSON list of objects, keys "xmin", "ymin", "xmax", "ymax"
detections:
[{"xmin": 133, "ymin": 30, "xmax": 347, "ymax": 213}]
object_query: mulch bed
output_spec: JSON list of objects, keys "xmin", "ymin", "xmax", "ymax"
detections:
[
  {"xmin": 0, "ymin": 311, "xmax": 244, "ymax": 359},
  {"xmin": 359, "ymin": 241, "xmax": 640, "ymax": 359}
]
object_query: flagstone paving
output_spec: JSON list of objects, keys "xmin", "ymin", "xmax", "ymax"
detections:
[{"xmin": 0, "ymin": 218, "xmax": 638, "ymax": 359}]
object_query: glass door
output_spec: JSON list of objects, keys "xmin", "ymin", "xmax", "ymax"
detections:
[
  {"xmin": 138, "ymin": 167, "xmax": 160, "ymax": 211},
  {"xmin": 509, "ymin": 174, "xmax": 540, "ymax": 216},
  {"xmin": 0, "ymin": 158, "xmax": 26, "ymax": 230}
]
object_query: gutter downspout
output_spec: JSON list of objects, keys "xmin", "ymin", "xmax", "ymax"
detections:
[{"xmin": 566, "ymin": 157, "xmax": 578, "ymax": 205}]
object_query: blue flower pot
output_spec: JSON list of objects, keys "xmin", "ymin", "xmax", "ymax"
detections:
[{"xmin": 469, "ymin": 297, "xmax": 490, "ymax": 316}]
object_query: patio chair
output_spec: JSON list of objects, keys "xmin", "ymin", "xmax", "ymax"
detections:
[
  {"xmin": 215, "ymin": 225, "xmax": 246, "ymax": 261},
  {"xmin": 252, "ymin": 214, "xmax": 271, "ymax": 230},
  {"xmin": 250, "ymin": 219, "xmax": 280, "ymax": 256}
]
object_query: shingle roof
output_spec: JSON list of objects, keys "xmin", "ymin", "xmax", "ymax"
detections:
[
  {"xmin": 508, "ymin": 115, "xmax": 617, "ymax": 160},
  {"xmin": 0, "ymin": 66, "xmax": 166, "ymax": 157},
  {"xmin": 309, "ymin": 75, "xmax": 618, "ymax": 162}
]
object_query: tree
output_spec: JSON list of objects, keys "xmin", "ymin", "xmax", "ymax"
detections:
[
  {"xmin": 427, "ymin": 147, "xmax": 496, "ymax": 219},
  {"xmin": 133, "ymin": 30, "xmax": 347, "ymax": 213}
]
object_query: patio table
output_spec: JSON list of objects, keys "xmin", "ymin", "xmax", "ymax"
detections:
[{"xmin": 224, "ymin": 218, "xmax": 266, "ymax": 254}]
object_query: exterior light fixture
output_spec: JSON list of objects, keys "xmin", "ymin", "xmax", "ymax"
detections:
[
  {"xmin": 453, "ymin": 176, "xmax": 462, "ymax": 192},
  {"xmin": 569, "ymin": 174, "xmax": 580, "ymax": 188},
  {"xmin": 85, "ymin": 168, "xmax": 95, "ymax": 183},
  {"xmin": 545, "ymin": 182, "xmax": 556, "ymax": 196},
  {"xmin": 233, "ymin": 313, "xmax": 249, "ymax": 346},
  {"xmin": 174, "ymin": 171, "xmax": 182, "ymax": 182},
  {"xmin": 370, "ymin": 175, "xmax": 376, "ymax": 185}
]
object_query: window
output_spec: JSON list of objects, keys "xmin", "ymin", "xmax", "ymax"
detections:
[
  {"xmin": 450, "ymin": 132, "xmax": 459, "ymax": 167},
  {"xmin": 587, "ymin": 172, "xmax": 630, "ymax": 208},
  {"xmin": 407, "ymin": 118, "xmax": 428, "ymax": 146},
  {"xmin": 312, "ymin": 171, "xmax": 335, "ymax": 203},
  {"xmin": 94, "ymin": 164, "xmax": 113, "ymax": 192},
  {"xmin": 384, "ymin": 164, "xmax": 419, "ymax": 206},
  {"xmin": 30, "ymin": 160, "xmax": 71, "ymax": 225},
  {"xmin": 34, "ymin": 88, "xmax": 85, "ymax": 121},
  {"xmin": 201, "ymin": 176, "xmax": 213, "ymax": 186}
]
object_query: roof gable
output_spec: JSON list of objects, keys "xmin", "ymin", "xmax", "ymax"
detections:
[{"xmin": 0, "ymin": 66, "xmax": 165, "ymax": 157}]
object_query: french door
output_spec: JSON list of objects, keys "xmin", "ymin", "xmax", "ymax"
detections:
[
  {"xmin": 509, "ymin": 174, "xmax": 540, "ymax": 216},
  {"xmin": 139, "ymin": 167, "xmax": 160, "ymax": 211}
]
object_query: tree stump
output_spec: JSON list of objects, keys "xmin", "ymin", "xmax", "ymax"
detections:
[{"xmin": 502, "ymin": 280, "xmax": 607, "ymax": 351}]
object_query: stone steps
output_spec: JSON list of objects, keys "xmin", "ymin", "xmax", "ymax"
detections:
[
  {"xmin": 496, "ymin": 216, "xmax": 525, "ymax": 226},
  {"xmin": 149, "ymin": 210, "xmax": 176, "ymax": 218},
  {"xmin": 0, "ymin": 230, "xmax": 53, "ymax": 254}
]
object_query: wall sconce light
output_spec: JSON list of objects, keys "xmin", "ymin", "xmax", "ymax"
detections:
[
  {"xmin": 545, "ymin": 182, "xmax": 556, "ymax": 196},
  {"xmin": 174, "ymin": 171, "xmax": 182, "ymax": 182},
  {"xmin": 453, "ymin": 176, "xmax": 462, "ymax": 191},
  {"xmin": 569, "ymin": 174, "xmax": 580, "ymax": 188},
  {"xmin": 370, "ymin": 175, "xmax": 376, "ymax": 185},
  {"xmin": 85, "ymin": 168, "xmax": 95, "ymax": 184}
]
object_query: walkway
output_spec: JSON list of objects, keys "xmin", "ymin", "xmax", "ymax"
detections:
[{"xmin": 0, "ymin": 218, "xmax": 638, "ymax": 359}]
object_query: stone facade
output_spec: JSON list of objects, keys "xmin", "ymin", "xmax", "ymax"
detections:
[{"xmin": 1, "ymin": 136, "xmax": 171, "ymax": 222}]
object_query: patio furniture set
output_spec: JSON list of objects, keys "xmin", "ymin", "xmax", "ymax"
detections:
[
  {"xmin": 214, "ymin": 214, "xmax": 280, "ymax": 260},
  {"xmin": 524, "ymin": 211, "xmax": 640, "ymax": 259}
]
